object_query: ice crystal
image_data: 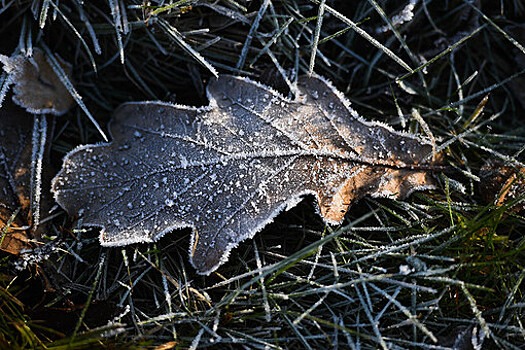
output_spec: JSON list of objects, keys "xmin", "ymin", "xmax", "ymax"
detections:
[
  {"xmin": 0, "ymin": 48, "xmax": 74, "ymax": 115},
  {"xmin": 52, "ymin": 75, "xmax": 439, "ymax": 275}
]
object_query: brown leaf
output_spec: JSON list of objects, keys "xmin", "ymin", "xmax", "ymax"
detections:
[
  {"xmin": 479, "ymin": 159, "xmax": 525, "ymax": 212},
  {"xmin": 0, "ymin": 48, "xmax": 74, "ymax": 116},
  {"xmin": 52, "ymin": 75, "xmax": 440, "ymax": 275},
  {"xmin": 0, "ymin": 101, "xmax": 52, "ymax": 254}
]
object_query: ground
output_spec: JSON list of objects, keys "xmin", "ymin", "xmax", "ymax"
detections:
[{"xmin": 0, "ymin": 1, "xmax": 524, "ymax": 349}]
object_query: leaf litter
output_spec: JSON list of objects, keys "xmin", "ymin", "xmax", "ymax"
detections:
[
  {"xmin": 0, "ymin": 1, "xmax": 520, "ymax": 347},
  {"xmin": 0, "ymin": 48, "xmax": 75, "ymax": 115},
  {"xmin": 52, "ymin": 75, "xmax": 441, "ymax": 275},
  {"xmin": 479, "ymin": 159, "xmax": 525, "ymax": 213},
  {"xmin": 0, "ymin": 101, "xmax": 53, "ymax": 254},
  {"xmin": 0, "ymin": 47, "xmax": 75, "ymax": 255}
]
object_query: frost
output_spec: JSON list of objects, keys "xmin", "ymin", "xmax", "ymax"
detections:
[
  {"xmin": 377, "ymin": 0, "xmax": 418, "ymax": 33},
  {"xmin": 0, "ymin": 101, "xmax": 53, "ymax": 254},
  {"xmin": 0, "ymin": 48, "xmax": 74, "ymax": 115},
  {"xmin": 52, "ymin": 74, "xmax": 439, "ymax": 275},
  {"xmin": 13, "ymin": 242, "xmax": 57, "ymax": 271}
]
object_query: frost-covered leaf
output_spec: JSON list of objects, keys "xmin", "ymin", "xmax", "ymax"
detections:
[
  {"xmin": 0, "ymin": 48, "xmax": 74, "ymax": 115},
  {"xmin": 0, "ymin": 101, "xmax": 52, "ymax": 254},
  {"xmin": 52, "ymin": 75, "xmax": 439, "ymax": 275}
]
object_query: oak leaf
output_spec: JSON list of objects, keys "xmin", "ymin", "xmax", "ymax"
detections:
[
  {"xmin": 0, "ymin": 48, "xmax": 74, "ymax": 116},
  {"xmin": 52, "ymin": 75, "xmax": 439, "ymax": 275}
]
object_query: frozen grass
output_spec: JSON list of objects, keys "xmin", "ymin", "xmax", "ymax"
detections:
[{"xmin": 1, "ymin": 0, "xmax": 525, "ymax": 348}]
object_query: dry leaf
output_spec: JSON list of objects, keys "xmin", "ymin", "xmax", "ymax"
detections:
[
  {"xmin": 0, "ymin": 48, "xmax": 74, "ymax": 115},
  {"xmin": 479, "ymin": 159, "xmax": 525, "ymax": 212},
  {"xmin": 52, "ymin": 75, "xmax": 439, "ymax": 275},
  {"xmin": 0, "ymin": 101, "xmax": 52, "ymax": 254}
]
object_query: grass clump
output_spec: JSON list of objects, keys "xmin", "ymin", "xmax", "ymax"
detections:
[{"xmin": 1, "ymin": 0, "xmax": 525, "ymax": 348}]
